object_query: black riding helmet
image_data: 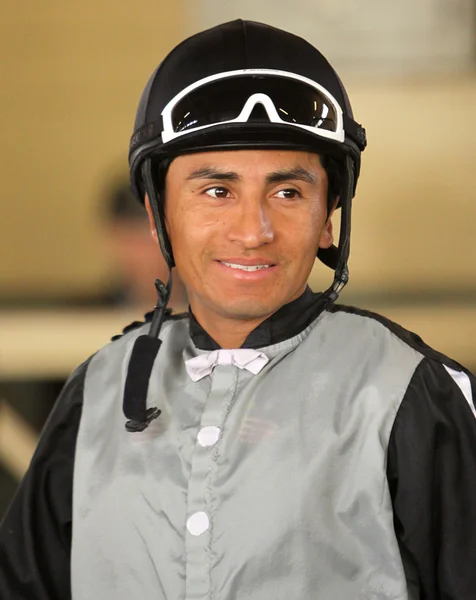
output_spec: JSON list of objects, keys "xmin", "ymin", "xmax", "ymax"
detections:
[{"xmin": 123, "ymin": 20, "xmax": 367, "ymax": 432}]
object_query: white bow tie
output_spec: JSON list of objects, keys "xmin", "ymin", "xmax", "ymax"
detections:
[{"xmin": 185, "ymin": 348, "xmax": 269, "ymax": 382}]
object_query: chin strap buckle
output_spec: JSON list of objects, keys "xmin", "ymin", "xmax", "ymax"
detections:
[
  {"xmin": 125, "ymin": 407, "xmax": 162, "ymax": 433},
  {"xmin": 326, "ymin": 265, "xmax": 349, "ymax": 303}
]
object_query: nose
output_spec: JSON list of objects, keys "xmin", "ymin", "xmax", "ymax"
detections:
[{"xmin": 227, "ymin": 197, "xmax": 274, "ymax": 249}]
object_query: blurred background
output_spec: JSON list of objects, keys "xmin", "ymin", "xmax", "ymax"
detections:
[{"xmin": 1, "ymin": 0, "xmax": 475, "ymax": 516}]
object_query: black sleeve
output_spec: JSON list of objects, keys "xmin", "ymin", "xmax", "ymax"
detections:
[
  {"xmin": 0, "ymin": 360, "xmax": 88, "ymax": 600},
  {"xmin": 387, "ymin": 357, "xmax": 476, "ymax": 599}
]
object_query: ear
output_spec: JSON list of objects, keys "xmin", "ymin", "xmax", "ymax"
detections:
[
  {"xmin": 144, "ymin": 195, "xmax": 159, "ymax": 244},
  {"xmin": 318, "ymin": 198, "xmax": 339, "ymax": 250}
]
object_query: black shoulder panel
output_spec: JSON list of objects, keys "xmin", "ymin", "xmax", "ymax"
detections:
[
  {"xmin": 387, "ymin": 357, "xmax": 476, "ymax": 597},
  {"xmin": 0, "ymin": 357, "xmax": 92, "ymax": 600}
]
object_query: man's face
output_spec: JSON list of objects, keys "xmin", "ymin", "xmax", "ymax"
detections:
[{"xmin": 162, "ymin": 149, "xmax": 334, "ymax": 324}]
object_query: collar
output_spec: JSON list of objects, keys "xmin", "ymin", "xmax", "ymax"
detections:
[{"xmin": 189, "ymin": 287, "xmax": 326, "ymax": 350}]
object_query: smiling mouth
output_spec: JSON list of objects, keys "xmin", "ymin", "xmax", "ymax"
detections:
[{"xmin": 219, "ymin": 261, "xmax": 274, "ymax": 272}]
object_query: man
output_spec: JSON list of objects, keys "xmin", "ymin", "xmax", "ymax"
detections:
[{"xmin": 1, "ymin": 19, "xmax": 475, "ymax": 600}]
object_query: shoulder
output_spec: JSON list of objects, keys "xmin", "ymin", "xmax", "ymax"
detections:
[
  {"xmin": 110, "ymin": 309, "xmax": 189, "ymax": 344},
  {"xmin": 331, "ymin": 302, "xmax": 476, "ymax": 447},
  {"xmin": 324, "ymin": 303, "xmax": 475, "ymax": 412},
  {"xmin": 325, "ymin": 304, "xmax": 476, "ymax": 466},
  {"xmin": 93, "ymin": 309, "xmax": 190, "ymax": 362},
  {"xmin": 326, "ymin": 302, "xmax": 465, "ymax": 370},
  {"xmin": 42, "ymin": 357, "xmax": 92, "ymax": 427}
]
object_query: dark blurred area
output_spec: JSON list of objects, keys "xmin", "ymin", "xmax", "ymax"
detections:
[{"xmin": 98, "ymin": 180, "xmax": 186, "ymax": 312}]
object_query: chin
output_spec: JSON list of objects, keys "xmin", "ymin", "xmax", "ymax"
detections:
[{"xmin": 215, "ymin": 296, "xmax": 282, "ymax": 321}]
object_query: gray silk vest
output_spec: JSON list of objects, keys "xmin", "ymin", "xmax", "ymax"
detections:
[{"xmin": 71, "ymin": 309, "xmax": 423, "ymax": 599}]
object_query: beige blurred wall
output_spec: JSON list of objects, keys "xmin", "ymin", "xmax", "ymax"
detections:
[
  {"xmin": 310, "ymin": 77, "xmax": 476, "ymax": 295},
  {"xmin": 0, "ymin": 2, "xmax": 186, "ymax": 299},
  {"xmin": 0, "ymin": 5, "xmax": 475, "ymax": 301}
]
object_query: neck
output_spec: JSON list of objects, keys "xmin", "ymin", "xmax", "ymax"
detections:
[{"xmin": 189, "ymin": 305, "xmax": 272, "ymax": 349}]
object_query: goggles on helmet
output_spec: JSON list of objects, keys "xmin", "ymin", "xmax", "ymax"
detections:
[{"xmin": 160, "ymin": 69, "xmax": 345, "ymax": 146}]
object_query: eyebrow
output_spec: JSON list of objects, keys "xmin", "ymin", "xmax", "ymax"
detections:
[
  {"xmin": 186, "ymin": 167, "xmax": 240, "ymax": 181},
  {"xmin": 266, "ymin": 167, "xmax": 317, "ymax": 185},
  {"xmin": 185, "ymin": 165, "xmax": 318, "ymax": 185}
]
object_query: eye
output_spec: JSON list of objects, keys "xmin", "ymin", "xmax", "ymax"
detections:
[
  {"xmin": 204, "ymin": 186, "xmax": 231, "ymax": 199},
  {"xmin": 275, "ymin": 188, "xmax": 301, "ymax": 200}
]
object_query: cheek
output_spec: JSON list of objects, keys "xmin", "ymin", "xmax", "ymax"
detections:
[
  {"xmin": 170, "ymin": 204, "xmax": 226, "ymax": 243},
  {"xmin": 167, "ymin": 210, "xmax": 217, "ymax": 273},
  {"xmin": 286, "ymin": 210, "xmax": 324, "ymax": 258}
]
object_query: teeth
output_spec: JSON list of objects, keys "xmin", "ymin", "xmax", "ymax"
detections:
[{"xmin": 221, "ymin": 262, "xmax": 271, "ymax": 272}]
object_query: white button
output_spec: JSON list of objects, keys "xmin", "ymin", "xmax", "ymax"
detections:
[
  {"xmin": 197, "ymin": 425, "xmax": 221, "ymax": 447},
  {"xmin": 187, "ymin": 511, "xmax": 209, "ymax": 536}
]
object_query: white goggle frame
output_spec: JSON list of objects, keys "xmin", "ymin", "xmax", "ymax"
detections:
[{"xmin": 160, "ymin": 68, "xmax": 345, "ymax": 145}]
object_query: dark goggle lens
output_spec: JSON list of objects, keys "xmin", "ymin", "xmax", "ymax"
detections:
[{"xmin": 170, "ymin": 75, "xmax": 338, "ymax": 134}]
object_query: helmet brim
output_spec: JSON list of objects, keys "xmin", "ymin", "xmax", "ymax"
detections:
[
  {"xmin": 130, "ymin": 121, "xmax": 354, "ymax": 201},
  {"xmin": 160, "ymin": 121, "xmax": 347, "ymax": 160}
]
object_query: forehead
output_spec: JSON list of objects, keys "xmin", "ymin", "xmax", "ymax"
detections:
[{"xmin": 166, "ymin": 149, "xmax": 325, "ymax": 181}]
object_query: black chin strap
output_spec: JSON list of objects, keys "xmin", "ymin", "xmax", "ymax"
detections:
[
  {"xmin": 122, "ymin": 271, "xmax": 172, "ymax": 433},
  {"xmin": 122, "ymin": 158, "xmax": 174, "ymax": 432},
  {"xmin": 318, "ymin": 154, "xmax": 355, "ymax": 304},
  {"xmin": 142, "ymin": 158, "xmax": 175, "ymax": 267}
]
